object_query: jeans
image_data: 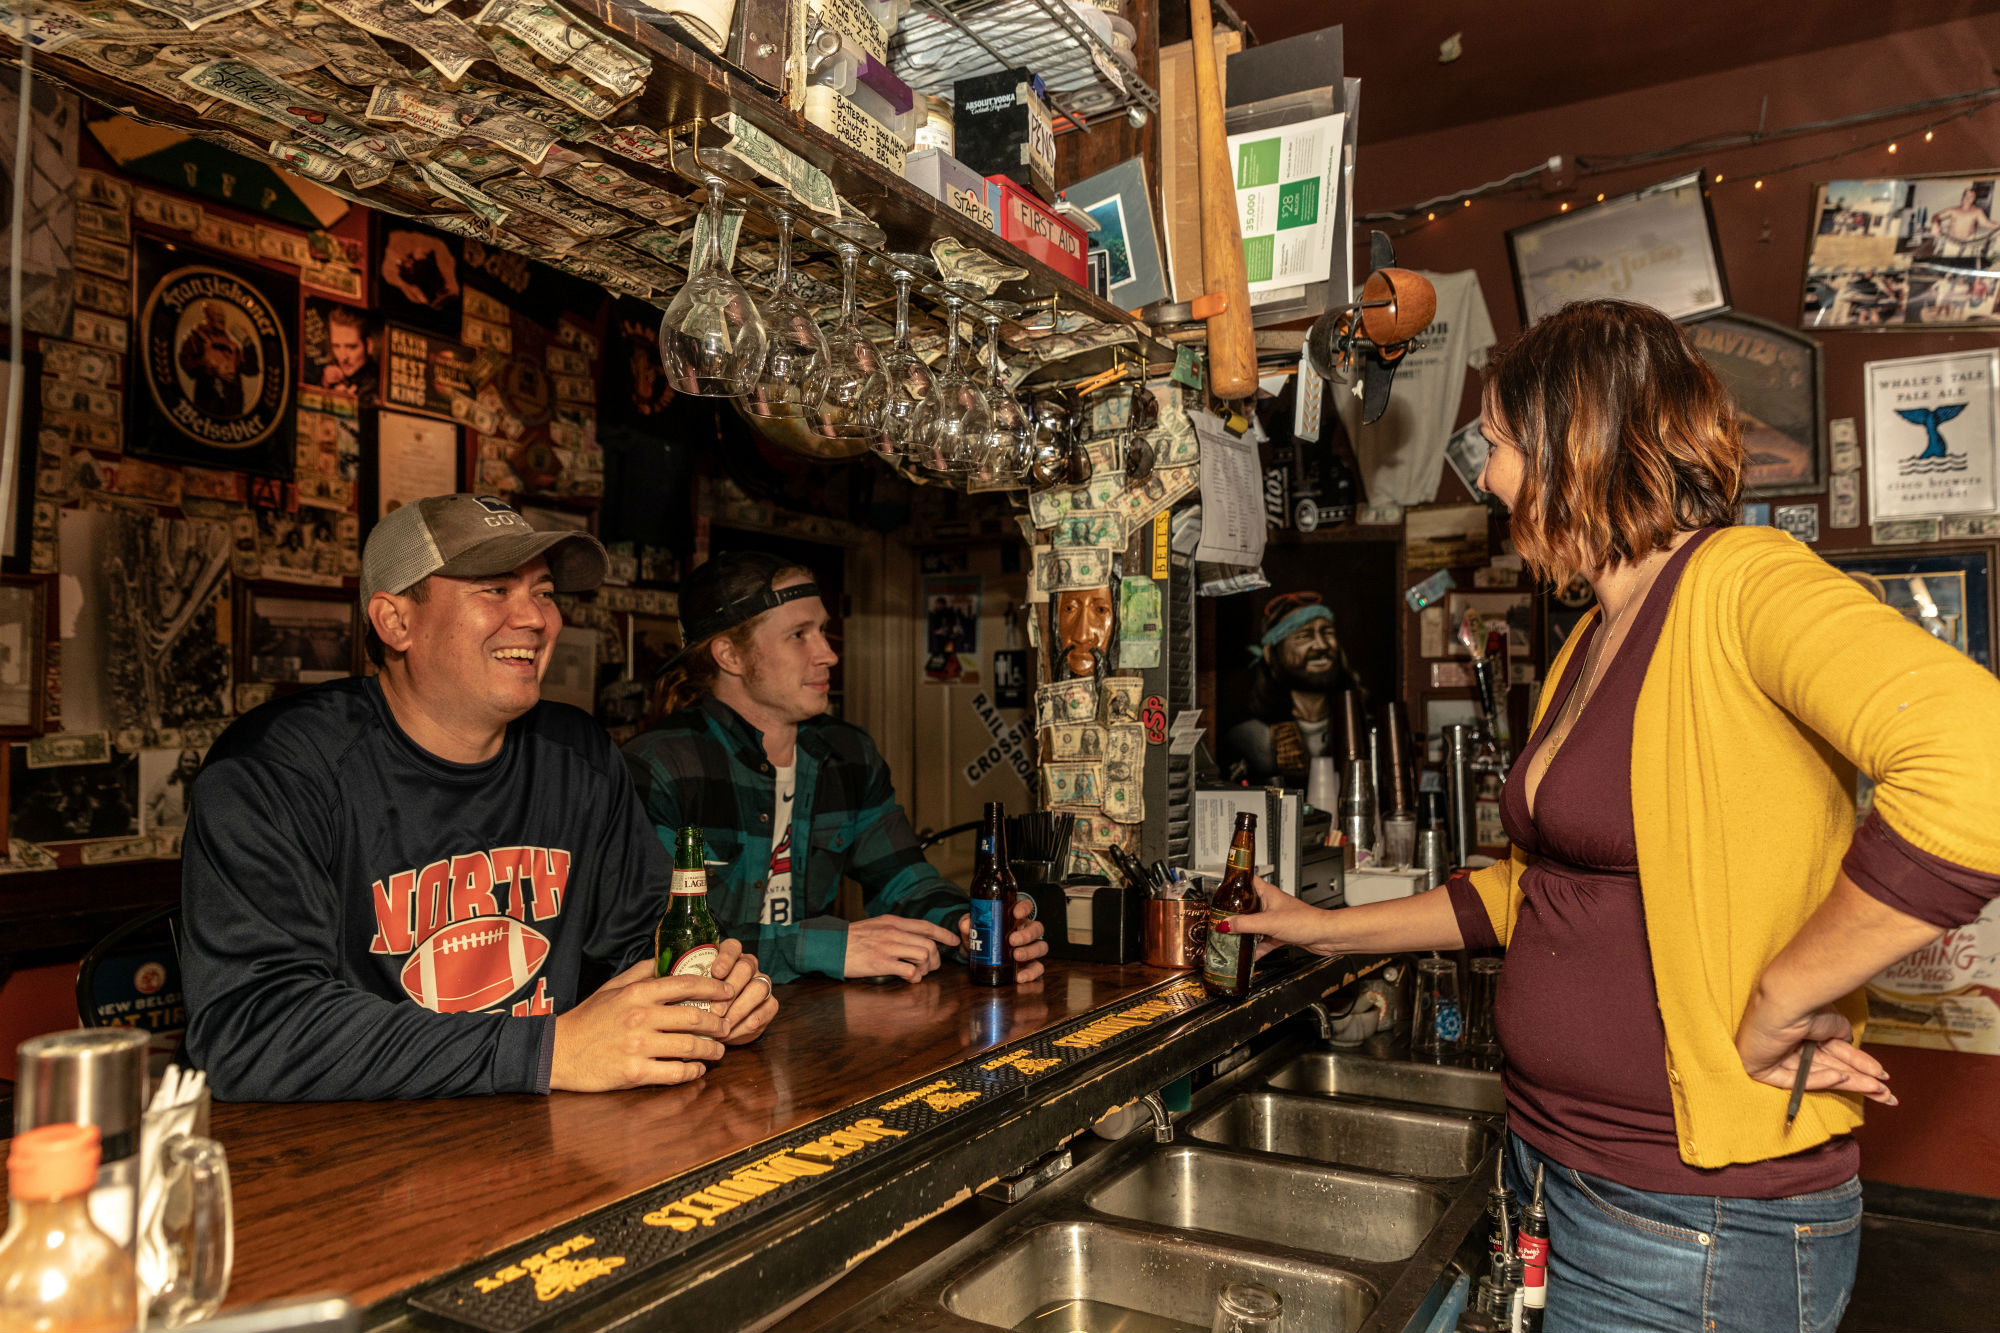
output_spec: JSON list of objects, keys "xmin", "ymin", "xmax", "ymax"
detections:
[{"xmin": 1505, "ymin": 1133, "xmax": 1862, "ymax": 1333}]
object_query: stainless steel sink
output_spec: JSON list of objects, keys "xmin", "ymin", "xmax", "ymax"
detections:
[
  {"xmin": 1085, "ymin": 1144, "xmax": 1449, "ymax": 1263},
  {"xmin": 1187, "ymin": 1091, "xmax": 1496, "ymax": 1178},
  {"xmin": 938, "ymin": 1220, "xmax": 1377, "ymax": 1333},
  {"xmin": 1266, "ymin": 1051, "xmax": 1506, "ymax": 1115}
]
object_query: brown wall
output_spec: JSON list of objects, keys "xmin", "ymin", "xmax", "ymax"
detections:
[{"xmin": 1358, "ymin": 15, "xmax": 2000, "ymax": 1197}]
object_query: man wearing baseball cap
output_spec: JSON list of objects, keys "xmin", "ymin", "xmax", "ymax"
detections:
[
  {"xmin": 181, "ymin": 495, "xmax": 778, "ymax": 1102},
  {"xmin": 622, "ymin": 551, "xmax": 1046, "ymax": 986}
]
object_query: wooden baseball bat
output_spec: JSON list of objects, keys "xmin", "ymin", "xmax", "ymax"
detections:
[{"xmin": 1187, "ymin": 0, "xmax": 1256, "ymax": 401}]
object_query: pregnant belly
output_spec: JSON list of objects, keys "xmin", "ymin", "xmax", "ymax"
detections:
[{"xmin": 1494, "ymin": 868, "xmax": 1677, "ymax": 1126}]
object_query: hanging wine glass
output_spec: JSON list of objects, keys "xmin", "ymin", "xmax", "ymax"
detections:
[
  {"xmin": 659, "ymin": 150, "xmax": 768, "ymax": 398},
  {"xmin": 931, "ymin": 282, "xmax": 991, "ymax": 478},
  {"xmin": 805, "ymin": 218, "xmax": 890, "ymax": 443},
  {"xmin": 742, "ymin": 187, "xmax": 825, "ymax": 421},
  {"xmin": 976, "ymin": 303, "xmax": 1032, "ymax": 487},
  {"xmin": 870, "ymin": 253, "xmax": 939, "ymax": 468}
]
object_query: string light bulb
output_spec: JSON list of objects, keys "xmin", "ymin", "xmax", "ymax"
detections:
[
  {"xmin": 1596, "ymin": 193, "xmax": 1605, "ymax": 201},
  {"xmin": 1925, "ymin": 130, "xmax": 1935, "ymax": 141},
  {"xmin": 1427, "ymin": 211, "xmax": 1435, "ymax": 220},
  {"xmin": 1462, "ymin": 198, "xmax": 1471, "ymax": 207},
  {"xmin": 1888, "ymin": 142, "xmax": 1898, "ymax": 153},
  {"xmin": 1715, "ymin": 174, "xmax": 1724, "ymax": 182},
  {"xmin": 1754, "ymin": 179, "xmax": 1764, "ymax": 189},
  {"xmin": 1559, "ymin": 202, "xmax": 1570, "ymax": 211}
]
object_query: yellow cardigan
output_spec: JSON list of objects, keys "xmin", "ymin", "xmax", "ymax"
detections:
[{"xmin": 1466, "ymin": 525, "xmax": 2000, "ymax": 1169}]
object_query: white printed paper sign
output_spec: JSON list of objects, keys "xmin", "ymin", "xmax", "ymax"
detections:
[
  {"xmin": 1227, "ymin": 114, "xmax": 1343, "ymax": 296},
  {"xmin": 1865, "ymin": 349, "xmax": 2000, "ymax": 521},
  {"xmin": 1867, "ymin": 896, "xmax": 2000, "ymax": 1054}
]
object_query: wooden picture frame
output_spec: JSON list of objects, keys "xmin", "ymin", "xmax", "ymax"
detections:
[
  {"xmin": 233, "ymin": 581, "xmax": 361, "ymax": 691},
  {"xmin": 1687, "ymin": 311, "xmax": 1826, "ymax": 497},
  {"xmin": 1507, "ymin": 169, "xmax": 1730, "ymax": 325},
  {"xmin": 0, "ymin": 575, "xmax": 52, "ymax": 738},
  {"xmin": 1826, "ymin": 546, "xmax": 1994, "ymax": 670}
]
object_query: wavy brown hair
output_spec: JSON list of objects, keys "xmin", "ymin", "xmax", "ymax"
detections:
[
  {"xmin": 1484, "ymin": 299, "xmax": 1743, "ymax": 584},
  {"xmin": 641, "ymin": 562, "xmax": 811, "ymax": 727}
]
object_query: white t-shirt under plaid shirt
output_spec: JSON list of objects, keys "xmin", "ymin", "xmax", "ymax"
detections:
[{"xmin": 760, "ymin": 764, "xmax": 796, "ymax": 925}]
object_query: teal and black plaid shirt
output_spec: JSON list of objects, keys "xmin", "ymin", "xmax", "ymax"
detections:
[{"xmin": 622, "ymin": 697, "xmax": 969, "ymax": 982}]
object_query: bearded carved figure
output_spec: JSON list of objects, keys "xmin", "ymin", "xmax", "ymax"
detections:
[{"xmin": 1222, "ymin": 591, "xmax": 1366, "ymax": 784}]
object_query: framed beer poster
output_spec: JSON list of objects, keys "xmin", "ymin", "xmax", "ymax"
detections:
[
  {"xmin": 129, "ymin": 235, "xmax": 297, "ymax": 477},
  {"xmin": 1686, "ymin": 311, "xmax": 1824, "ymax": 497}
]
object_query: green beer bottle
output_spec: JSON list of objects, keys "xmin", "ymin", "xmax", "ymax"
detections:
[{"xmin": 656, "ymin": 826, "xmax": 723, "ymax": 1009}]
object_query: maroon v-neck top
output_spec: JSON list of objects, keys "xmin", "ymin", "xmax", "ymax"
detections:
[{"xmin": 1448, "ymin": 530, "xmax": 1858, "ymax": 1196}]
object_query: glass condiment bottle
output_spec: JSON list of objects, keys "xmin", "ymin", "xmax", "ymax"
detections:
[{"xmin": 0, "ymin": 1123, "xmax": 139, "ymax": 1332}]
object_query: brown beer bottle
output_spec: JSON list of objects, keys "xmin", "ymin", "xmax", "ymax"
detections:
[
  {"xmin": 968, "ymin": 801, "xmax": 1018, "ymax": 986},
  {"xmin": 1203, "ymin": 811, "xmax": 1260, "ymax": 998}
]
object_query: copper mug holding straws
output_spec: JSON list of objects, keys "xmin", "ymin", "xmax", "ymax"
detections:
[{"xmin": 1144, "ymin": 897, "xmax": 1208, "ymax": 969}]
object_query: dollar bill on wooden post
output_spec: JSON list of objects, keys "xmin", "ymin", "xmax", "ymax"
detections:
[
  {"xmin": 1102, "ymin": 723, "xmax": 1145, "ymax": 785},
  {"xmin": 1035, "ymin": 678, "xmax": 1097, "ymax": 730},
  {"xmin": 258, "ymin": 0, "xmax": 411, "ymax": 84},
  {"xmin": 1041, "ymin": 722, "xmax": 1106, "ymax": 763},
  {"xmin": 82, "ymin": 835, "xmax": 164, "ymax": 866},
  {"xmin": 556, "ymin": 161, "xmax": 695, "ymax": 227},
  {"xmin": 930, "ymin": 238, "xmax": 1027, "ymax": 294},
  {"xmin": 1041, "ymin": 761, "xmax": 1103, "ymax": 811},
  {"xmin": 1117, "ymin": 576, "xmax": 1162, "ymax": 669},
  {"xmin": 5, "ymin": 841, "xmax": 60, "ymax": 874},
  {"xmin": 25, "ymin": 731, "xmax": 112, "ymax": 768},
  {"xmin": 1071, "ymin": 813, "xmax": 1139, "ymax": 851},
  {"xmin": 1100, "ymin": 772, "xmax": 1142, "ymax": 823},
  {"xmin": 40, "ymin": 340, "xmax": 119, "ymax": 385},
  {"xmin": 1028, "ymin": 484, "xmax": 1086, "ymax": 531},
  {"xmin": 482, "ymin": 176, "xmax": 630, "ymax": 237},
  {"xmin": 1047, "ymin": 545, "xmax": 1112, "ymax": 591},
  {"xmin": 1051, "ymin": 512, "xmax": 1123, "ymax": 549},
  {"xmin": 1098, "ymin": 676, "xmax": 1143, "ymax": 726}
]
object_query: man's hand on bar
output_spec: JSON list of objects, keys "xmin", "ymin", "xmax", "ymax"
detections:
[
  {"xmin": 843, "ymin": 915, "xmax": 964, "ymax": 982},
  {"xmin": 549, "ymin": 949, "xmax": 734, "ymax": 1091},
  {"xmin": 953, "ymin": 899, "xmax": 1050, "ymax": 984},
  {"xmin": 713, "ymin": 943, "xmax": 779, "ymax": 1045}
]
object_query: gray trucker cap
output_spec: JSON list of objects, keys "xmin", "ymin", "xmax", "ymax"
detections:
[{"xmin": 360, "ymin": 494, "xmax": 608, "ymax": 603}]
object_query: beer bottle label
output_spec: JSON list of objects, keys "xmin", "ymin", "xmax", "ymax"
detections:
[
  {"xmin": 671, "ymin": 868, "xmax": 707, "ymax": 896},
  {"xmin": 1226, "ymin": 844, "xmax": 1252, "ymax": 873},
  {"xmin": 968, "ymin": 899, "xmax": 1004, "ymax": 967},
  {"xmin": 1203, "ymin": 921, "xmax": 1241, "ymax": 986},
  {"xmin": 667, "ymin": 944, "xmax": 719, "ymax": 1011},
  {"xmin": 978, "ymin": 833, "xmax": 995, "ymax": 858}
]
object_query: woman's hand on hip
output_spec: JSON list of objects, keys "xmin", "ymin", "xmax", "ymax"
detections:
[
  {"xmin": 1735, "ymin": 992, "xmax": 1896, "ymax": 1106},
  {"xmin": 1215, "ymin": 876, "xmax": 1338, "ymax": 958}
]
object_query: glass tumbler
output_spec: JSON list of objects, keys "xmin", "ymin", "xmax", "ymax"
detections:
[
  {"xmin": 1381, "ymin": 815, "xmax": 1417, "ymax": 870},
  {"xmin": 1212, "ymin": 1281, "xmax": 1284, "ymax": 1333},
  {"xmin": 1411, "ymin": 956, "xmax": 1464, "ymax": 1061},
  {"xmin": 1466, "ymin": 955, "xmax": 1503, "ymax": 1052}
]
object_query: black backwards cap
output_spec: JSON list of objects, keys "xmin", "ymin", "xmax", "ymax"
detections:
[{"xmin": 669, "ymin": 550, "xmax": 822, "ymax": 667}]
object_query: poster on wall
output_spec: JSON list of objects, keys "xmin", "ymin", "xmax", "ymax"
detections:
[
  {"xmin": 1864, "ymin": 349, "xmax": 1999, "ymax": 521},
  {"xmin": 1803, "ymin": 174, "xmax": 2000, "ymax": 328},
  {"xmin": 1506, "ymin": 170, "xmax": 1729, "ymax": 324},
  {"xmin": 1687, "ymin": 312, "xmax": 1824, "ymax": 496},
  {"xmin": 1866, "ymin": 906, "xmax": 2000, "ymax": 1054},
  {"xmin": 301, "ymin": 296, "xmax": 379, "ymax": 403},
  {"xmin": 129, "ymin": 235, "xmax": 297, "ymax": 476},
  {"xmin": 924, "ymin": 575, "xmax": 981, "ymax": 684},
  {"xmin": 0, "ymin": 83, "xmax": 78, "ymax": 336}
]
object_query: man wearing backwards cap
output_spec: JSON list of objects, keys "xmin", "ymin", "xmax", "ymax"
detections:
[
  {"xmin": 181, "ymin": 495, "xmax": 777, "ymax": 1102},
  {"xmin": 623, "ymin": 551, "xmax": 1047, "ymax": 985}
]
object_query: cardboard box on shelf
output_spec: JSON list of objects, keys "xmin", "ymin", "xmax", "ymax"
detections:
[
  {"xmin": 952, "ymin": 67, "xmax": 1057, "ymax": 203},
  {"xmin": 906, "ymin": 148, "xmax": 997, "ymax": 231},
  {"xmin": 986, "ymin": 174, "xmax": 1087, "ymax": 285}
]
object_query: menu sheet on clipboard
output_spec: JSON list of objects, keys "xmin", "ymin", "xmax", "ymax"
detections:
[{"xmin": 1190, "ymin": 410, "xmax": 1266, "ymax": 566}]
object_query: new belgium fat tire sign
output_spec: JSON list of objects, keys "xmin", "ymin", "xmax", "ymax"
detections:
[{"xmin": 141, "ymin": 264, "xmax": 293, "ymax": 451}]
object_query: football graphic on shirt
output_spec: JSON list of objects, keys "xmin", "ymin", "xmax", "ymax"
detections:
[{"xmin": 400, "ymin": 917, "xmax": 550, "ymax": 1013}]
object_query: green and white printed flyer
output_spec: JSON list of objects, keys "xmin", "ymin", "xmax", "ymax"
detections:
[{"xmin": 1227, "ymin": 114, "xmax": 1344, "ymax": 295}]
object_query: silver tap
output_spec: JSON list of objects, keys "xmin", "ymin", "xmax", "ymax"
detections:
[
  {"xmin": 1305, "ymin": 1000, "xmax": 1338, "ymax": 1041},
  {"xmin": 1137, "ymin": 1092, "xmax": 1174, "ymax": 1143}
]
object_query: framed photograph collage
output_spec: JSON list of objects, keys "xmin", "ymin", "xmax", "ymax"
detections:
[{"xmin": 1803, "ymin": 175, "xmax": 2000, "ymax": 329}]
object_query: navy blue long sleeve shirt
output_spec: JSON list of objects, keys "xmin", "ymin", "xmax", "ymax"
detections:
[{"xmin": 181, "ymin": 678, "xmax": 667, "ymax": 1101}]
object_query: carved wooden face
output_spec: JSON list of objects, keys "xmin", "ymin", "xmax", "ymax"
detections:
[{"xmin": 1057, "ymin": 587, "xmax": 1114, "ymax": 676}]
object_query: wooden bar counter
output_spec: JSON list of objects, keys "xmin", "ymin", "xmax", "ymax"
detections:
[{"xmin": 15, "ymin": 952, "xmax": 1380, "ymax": 1330}]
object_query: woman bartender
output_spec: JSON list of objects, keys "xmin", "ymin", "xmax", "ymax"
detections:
[{"xmin": 1218, "ymin": 300, "xmax": 2000, "ymax": 1332}]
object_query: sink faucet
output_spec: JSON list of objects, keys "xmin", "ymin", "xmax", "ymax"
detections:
[
  {"xmin": 1305, "ymin": 1001, "xmax": 1339, "ymax": 1041},
  {"xmin": 1136, "ymin": 1092, "xmax": 1174, "ymax": 1143}
]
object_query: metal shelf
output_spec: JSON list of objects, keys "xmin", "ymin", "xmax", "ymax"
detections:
[{"xmin": 892, "ymin": 0, "xmax": 1158, "ymax": 132}]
